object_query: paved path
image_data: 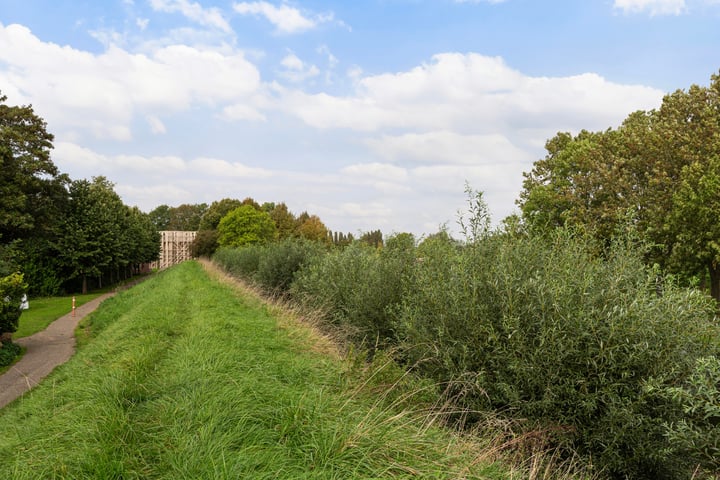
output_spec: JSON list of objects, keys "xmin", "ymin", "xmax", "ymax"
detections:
[{"xmin": 0, "ymin": 292, "xmax": 115, "ymax": 409}]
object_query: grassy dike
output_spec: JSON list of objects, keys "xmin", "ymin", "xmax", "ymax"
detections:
[{"xmin": 0, "ymin": 261, "xmax": 513, "ymax": 479}]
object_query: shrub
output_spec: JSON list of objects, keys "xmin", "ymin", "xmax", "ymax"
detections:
[
  {"xmin": 396, "ymin": 230, "xmax": 720, "ymax": 479},
  {"xmin": 291, "ymin": 238, "xmax": 415, "ymax": 350},
  {"xmin": 254, "ymin": 238, "xmax": 325, "ymax": 295},
  {"xmin": 0, "ymin": 338, "xmax": 21, "ymax": 367},
  {"xmin": 652, "ymin": 355, "xmax": 720, "ymax": 476},
  {"xmin": 0, "ymin": 272, "xmax": 28, "ymax": 335},
  {"xmin": 212, "ymin": 246, "xmax": 262, "ymax": 279}
]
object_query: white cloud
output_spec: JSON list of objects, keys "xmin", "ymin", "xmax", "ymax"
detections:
[
  {"xmin": 0, "ymin": 23, "xmax": 262, "ymax": 141},
  {"xmin": 233, "ymin": 1, "xmax": 336, "ymax": 34},
  {"xmin": 365, "ymin": 131, "xmax": 532, "ymax": 166},
  {"xmin": 279, "ymin": 53, "xmax": 320, "ymax": 82},
  {"xmin": 149, "ymin": 0, "xmax": 232, "ymax": 32},
  {"xmin": 53, "ymin": 141, "xmax": 186, "ymax": 174},
  {"xmin": 613, "ymin": 0, "xmax": 686, "ymax": 15},
  {"xmin": 188, "ymin": 157, "xmax": 273, "ymax": 178},
  {"xmin": 221, "ymin": 103, "xmax": 267, "ymax": 121},
  {"xmin": 146, "ymin": 115, "xmax": 167, "ymax": 134},
  {"xmin": 341, "ymin": 162, "xmax": 408, "ymax": 181},
  {"xmin": 279, "ymin": 53, "xmax": 664, "ymax": 138},
  {"xmin": 136, "ymin": 18, "xmax": 149, "ymax": 30}
]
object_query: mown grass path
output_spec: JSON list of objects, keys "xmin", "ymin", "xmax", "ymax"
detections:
[{"xmin": 0, "ymin": 261, "xmax": 509, "ymax": 479}]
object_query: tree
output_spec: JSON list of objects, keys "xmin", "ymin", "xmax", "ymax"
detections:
[
  {"xmin": 518, "ymin": 71, "xmax": 720, "ymax": 301},
  {"xmin": 295, "ymin": 214, "xmax": 330, "ymax": 244},
  {"xmin": 56, "ymin": 177, "xmax": 126, "ymax": 293},
  {"xmin": 217, "ymin": 205, "xmax": 277, "ymax": 247},
  {"xmin": 1, "ymin": 92, "xmax": 69, "ymax": 296},
  {"xmin": 190, "ymin": 229, "xmax": 220, "ymax": 257},
  {"xmin": 360, "ymin": 230, "xmax": 384, "ymax": 248},
  {"xmin": 148, "ymin": 204, "xmax": 171, "ymax": 231},
  {"xmin": 268, "ymin": 202, "xmax": 297, "ymax": 239},
  {"xmin": 198, "ymin": 198, "xmax": 242, "ymax": 231},
  {"xmin": 166, "ymin": 203, "xmax": 207, "ymax": 231},
  {"xmin": 669, "ymin": 156, "xmax": 720, "ymax": 300},
  {"xmin": 0, "ymin": 92, "xmax": 68, "ymax": 242}
]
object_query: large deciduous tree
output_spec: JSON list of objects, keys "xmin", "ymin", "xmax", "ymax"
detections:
[
  {"xmin": 198, "ymin": 198, "xmax": 242, "ymax": 231},
  {"xmin": 518, "ymin": 71, "xmax": 720, "ymax": 301},
  {"xmin": 0, "ymin": 93, "xmax": 68, "ymax": 242},
  {"xmin": 218, "ymin": 205, "xmax": 277, "ymax": 247}
]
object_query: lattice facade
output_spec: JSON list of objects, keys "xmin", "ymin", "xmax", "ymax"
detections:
[{"xmin": 153, "ymin": 231, "xmax": 197, "ymax": 270}]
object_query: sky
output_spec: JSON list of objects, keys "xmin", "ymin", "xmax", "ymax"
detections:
[{"xmin": 1, "ymin": 0, "xmax": 719, "ymax": 237}]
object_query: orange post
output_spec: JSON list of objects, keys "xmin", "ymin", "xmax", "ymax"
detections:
[{"xmin": 72, "ymin": 296, "xmax": 76, "ymax": 317}]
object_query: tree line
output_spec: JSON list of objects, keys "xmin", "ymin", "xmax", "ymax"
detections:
[
  {"xmin": 518, "ymin": 71, "xmax": 720, "ymax": 302},
  {"xmin": 0, "ymin": 93, "xmax": 160, "ymax": 300},
  {"xmin": 147, "ymin": 198, "xmax": 382, "ymax": 257}
]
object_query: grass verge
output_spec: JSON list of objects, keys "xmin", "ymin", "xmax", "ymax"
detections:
[
  {"xmin": 0, "ymin": 261, "xmax": 520, "ymax": 479},
  {"xmin": 14, "ymin": 293, "xmax": 104, "ymax": 339}
]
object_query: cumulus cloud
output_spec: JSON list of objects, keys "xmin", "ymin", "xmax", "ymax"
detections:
[
  {"xmin": 0, "ymin": 23, "xmax": 261, "ymax": 140},
  {"xmin": 279, "ymin": 53, "xmax": 664, "ymax": 139},
  {"xmin": 233, "ymin": 1, "xmax": 337, "ymax": 34},
  {"xmin": 365, "ymin": 131, "xmax": 532, "ymax": 166},
  {"xmin": 613, "ymin": 0, "xmax": 686, "ymax": 15},
  {"xmin": 149, "ymin": 0, "xmax": 232, "ymax": 32},
  {"xmin": 279, "ymin": 53, "xmax": 320, "ymax": 82},
  {"xmin": 341, "ymin": 162, "xmax": 408, "ymax": 181},
  {"xmin": 188, "ymin": 157, "xmax": 273, "ymax": 178}
]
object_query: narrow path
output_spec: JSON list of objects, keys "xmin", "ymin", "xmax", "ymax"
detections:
[{"xmin": 0, "ymin": 292, "xmax": 115, "ymax": 409}]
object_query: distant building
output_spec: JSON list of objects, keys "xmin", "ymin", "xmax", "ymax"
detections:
[{"xmin": 152, "ymin": 231, "xmax": 197, "ymax": 270}]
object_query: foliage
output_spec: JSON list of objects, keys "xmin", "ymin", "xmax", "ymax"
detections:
[
  {"xmin": 166, "ymin": 203, "xmax": 207, "ymax": 231},
  {"xmin": 147, "ymin": 204, "xmax": 171, "ymax": 230},
  {"xmin": 0, "ymin": 338, "xmax": 20, "ymax": 367},
  {"xmin": 268, "ymin": 202, "xmax": 296, "ymax": 239},
  {"xmin": 254, "ymin": 238, "xmax": 325, "ymax": 294},
  {"xmin": 291, "ymin": 237, "xmax": 414, "ymax": 349},
  {"xmin": 397, "ymin": 229, "xmax": 720, "ymax": 479},
  {"xmin": 55, "ymin": 177, "xmax": 159, "ymax": 293},
  {"xmin": 294, "ymin": 214, "xmax": 330, "ymax": 244},
  {"xmin": 212, "ymin": 245, "xmax": 263, "ymax": 279},
  {"xmin": 359, "ymin": 229, "xmax": 384, "ymax": 248},
  {"xmin": 0, "ymin": 272, "xmax": 27, "ymax": 335},
  {"xmin": 198, "ymin": 198, "xmax": 242, "ymax": 231},
  {"xmin": 0, "ymin": 92, "xmax": 68, "ymax": 242},
  {"xmin": 217, "ymin": 205, "xmax": 277, "ymax": 247},
  {"xmin": 650, "ymin": 356, "xmax": 720, "ymax": 476},
  {"xmin": 517, "ymin": 71, "xmax": 720, "ymax": 301},
  {"xmin": 190, "ymin": 229, "xmax": 220, "ymax": 258}
]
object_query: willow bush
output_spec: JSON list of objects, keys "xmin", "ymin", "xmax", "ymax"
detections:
[
  {"xmin": 291, "ymin": 235, "xmax": 416, "ymax": 351},
  {"xmin": 397, "ymin": 230, "xmax": 720, "ymax": 479}
]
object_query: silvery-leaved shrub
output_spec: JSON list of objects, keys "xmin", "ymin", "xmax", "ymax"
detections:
[{"xmin": 397, "ymin": 229, "xmax": 720, "ymax": 479}]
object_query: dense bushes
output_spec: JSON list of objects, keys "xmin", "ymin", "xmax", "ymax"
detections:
[
  {"xmin": 0, "ymin": 272, "xmax": 27, "ymax": 335},
  {"xmin": 213, "ymin": 238, "xmax": 325, "ymax": 296},
  {"xmin": 291, "ymin": 235, "xmax": 415, "ymax": 349},
  {"xmin": 398, "ymin": 231, "xmax": 720, "ymax": 478},
  {"xmin": 213, "ymin": 231, "xmax": 720, "ymax": 479}
]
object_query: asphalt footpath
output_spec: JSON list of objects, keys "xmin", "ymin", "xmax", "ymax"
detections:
[{"xmin": 0, "ymin": 292, "xmax": 115, "ymax": 409}]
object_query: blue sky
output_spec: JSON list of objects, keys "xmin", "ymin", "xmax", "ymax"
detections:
[{"xmin": 1, "ymin": 0, "xmax": 719, "ymax": 237}]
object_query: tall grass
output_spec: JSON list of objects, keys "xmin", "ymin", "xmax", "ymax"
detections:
[{"xmin": 0, "ymin": 261, "xmax": 526, "ymax": 479}]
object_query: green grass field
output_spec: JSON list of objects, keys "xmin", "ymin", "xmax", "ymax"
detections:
[
  {"xmin": 14, "ymin": 293, "xmax": 104, "ymax": 339},
  {"xmin": 0, "ymin": 261, "xmax": 523, "ymax": 479}
]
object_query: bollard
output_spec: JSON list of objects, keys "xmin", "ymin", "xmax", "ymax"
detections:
[{"xmin": 72, "ymin": 296, "xmax": 76, "ymax": 317}]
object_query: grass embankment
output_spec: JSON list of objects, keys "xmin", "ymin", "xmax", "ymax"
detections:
[
  {"xmin": 14, "ymin": 293, "xmax": 104, "ymax": 338},
  {"xmin": 0, "ymin": 261, "xmax": 514, "ymax": 479}
]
